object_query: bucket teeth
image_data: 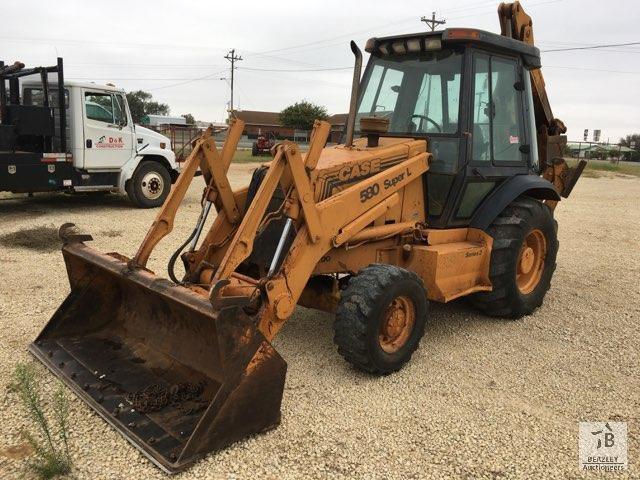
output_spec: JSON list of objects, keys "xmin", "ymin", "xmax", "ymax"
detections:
[{"xmin": 30, "ymin": 240, "xmax": 287, "ymax": 473}]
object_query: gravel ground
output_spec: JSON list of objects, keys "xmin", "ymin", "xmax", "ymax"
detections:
[{"xmin": 0, "ymin": 166, "xmax": 638, "ymax": 479}]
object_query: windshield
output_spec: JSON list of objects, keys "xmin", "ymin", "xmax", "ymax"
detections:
[{"xmin": 356, "ymin": 49, "xmax": 462, "ymax": 135}]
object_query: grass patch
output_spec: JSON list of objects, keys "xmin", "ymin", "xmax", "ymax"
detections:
[
  {"xmin": 579, "ymin": 169, "xmax": 602, "ymax": 179},
  {"xmin": 567, "ymin": 159, "xmax": 640, "ymax": 177},
  {"xmin": 0, "ymin": 226, "xmax": 60, "ymax": 252},
  {"xmin": 13, "ymin": 363, "xmax": 72, "ymax": 479},
  {"xmin": 232, "ymin": 149, "xmax": 265, "ymax": 163}
]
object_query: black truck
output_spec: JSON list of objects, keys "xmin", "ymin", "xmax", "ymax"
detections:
[{"xmin": 0, "ymin": 58, "xmax": 72, "ymax": 193}]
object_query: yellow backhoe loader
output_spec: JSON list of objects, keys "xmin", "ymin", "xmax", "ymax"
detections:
[{"xmin": 30, "ymin": 1, "xmax": 584, "ymax": 473}]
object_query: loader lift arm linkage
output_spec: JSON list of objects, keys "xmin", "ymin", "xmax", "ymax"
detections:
[{"xmin": 133, "ymin": 118, "xmax": 429, "ymax": 341}]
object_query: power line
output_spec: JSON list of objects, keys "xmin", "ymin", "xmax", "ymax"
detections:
[
  {"xmin": 246, "ymin": 17, "xmax": 418, "ymax": 58},
  {"xmin": 66, "ymin": 73, "xmax": 226, "ymax": 80},
  {"xmin": 246, "ymin": 0, "xmax": 563, "ymax": 58},
  {"xmin": 147, "ymin": 69, "xmax": 228, "ymax": 91},
  {"xmin": 545, "ymin": 65, "xmax": 640, "ymax": 74},
  {"xmin": 239, "ymin": 66, "xmax": 351, "ymax": 72},
  {"xmin": 542, "ymin": 41, "xmax": 640, "ymax": 52},
  {"xmin": 0, "ymin": 35, "xmax": 225, "ymax": 52},
  {"xmin": 61, "ymin": 63, "xmax": 227, "ymax": 68}
]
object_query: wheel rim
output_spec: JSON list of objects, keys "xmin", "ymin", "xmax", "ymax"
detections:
[
  {"xmin": 140, "ymin": 171, "xmax": 164, "ymax": 200},
  {"xmin": 516, "ymin": 228, "xmax": 547, "ymax": 295},
  {"xmin": 378, "ymin": 295, "xmax": 416, "ymax": 354}
]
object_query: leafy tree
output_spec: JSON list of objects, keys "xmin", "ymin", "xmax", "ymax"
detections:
[
  {"xmin": 620, "ymin": 133, "xmax": 640, "ymax": 148},
  {"xmin": 619, "ymin": 133, "xmax": 640, "ymax": 161},
  {"xmin": 125, "ymin": 90, "xmax": 170, "ymax": 124},
  {"xmin": 279, "ymin": 101, "xmax": 328, "ymax": 131},
  {"xmin": 182, "ymin": 113, "xmax": 196, "ymax": 125}
]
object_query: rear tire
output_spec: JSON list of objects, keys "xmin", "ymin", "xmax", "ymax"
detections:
[
  {"xmin": 129, "ymin": 161, "xmax": 171, "ymax": 208},
  {"xmin": 333, "ymin": 264, "xmax": 428, "ymax": 374},
  {"xmin": 469, "ymin": 196, "xmax": 558, "ymax": 318}
]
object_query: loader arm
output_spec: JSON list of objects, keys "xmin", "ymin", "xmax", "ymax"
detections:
[
  {"xmin": 498, "ymin": 1, "xmax": 585, "ymax": 201},
  {"xmin": 131, "ymin": 120, "xmax": 245, "ymax": 269},
  {"xmin": 201, "ymin": 121, "xmax": 429, "ymax": 340}
]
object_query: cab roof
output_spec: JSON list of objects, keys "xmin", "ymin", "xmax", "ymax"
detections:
[
  {"xmin": 21, "ymin": 80, "xmax": 125, "ymax": 93},
  {"xmin": 365, "ymin": 28, "xmax": 541, "ymax": 69}
]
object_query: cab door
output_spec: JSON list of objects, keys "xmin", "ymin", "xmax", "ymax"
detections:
[
  {"xmin": 451, "ymin": 51, "xmax": 529, "ymax": 224},
  {"xmin": 82, "ymin": 89, "xmax": 134, "ymax": 169}
]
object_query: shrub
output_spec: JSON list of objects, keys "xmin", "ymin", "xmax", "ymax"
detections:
[{"xmin": 13, "ymin": 363, "xmax": 72, "ymax": 479}]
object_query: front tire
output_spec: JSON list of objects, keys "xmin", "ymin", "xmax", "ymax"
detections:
[
  {"xmin": 333, "ymin": 264, "xmax": 428, "ymax": 374},
  {"xmin": 129, "ymin": 161, "xmax": 171, "ymax": 208},
  {"xmin": 469, "ymin": 196, "xmax": 558, "ymax": 318}
]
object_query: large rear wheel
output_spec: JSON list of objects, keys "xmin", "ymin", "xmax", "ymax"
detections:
[
  {"xmin": 333, "ymin": 264, "xmax": 428, "ymax": 374},
  {"xmin": 470, "ymin": 196, "xmax": 558, "ymax": 318}
]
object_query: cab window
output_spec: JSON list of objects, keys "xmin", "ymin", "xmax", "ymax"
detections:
[
  {"xmin": 113, "ymin": 94, "xmax": 127, "ymax": 126},
  {"xmin": 356, "ymin": 50, "xmax": 462, "ymax": 136},
  {"xmin": 472, "ymin": 53, "xmax": 524, "ymax": 164},
  {"xmin": 23, "ymin": 88, "xmax": 69, "ymax": 108},
  {"xmin": 85, "ymin": 92, "xmax": 115, "ymax": 123}
]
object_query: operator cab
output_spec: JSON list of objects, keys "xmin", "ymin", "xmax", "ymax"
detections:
[{"xmin": 357, "ymin": 29, "xmax": 541, "ymax": 227}]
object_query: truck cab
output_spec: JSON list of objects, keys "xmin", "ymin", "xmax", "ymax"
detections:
[{"xmin": 0, "ymin": 59, "xmax": 179, "ymax": 207}]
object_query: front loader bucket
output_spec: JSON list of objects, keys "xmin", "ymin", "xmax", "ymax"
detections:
[{"xmin": 29, "ymin": 239, "xmax": 287, "ymax": 473}]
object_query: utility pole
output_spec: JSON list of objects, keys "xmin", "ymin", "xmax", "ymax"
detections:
[
  {"xmin": 421, "ymin": 12, "xmax": 446, "ymax": 32},
  {"xmin": 224, "ymin": 49, "xmax": 242, "ymax": 116}
]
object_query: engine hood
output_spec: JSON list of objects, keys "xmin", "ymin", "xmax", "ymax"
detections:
[
  {"xmin": 134, "ymin": 125, "xmax": 171, "ymax": 148},
  {"xmin": 311, "ymin": 137, "xmax": 427, "ymax": 201}
]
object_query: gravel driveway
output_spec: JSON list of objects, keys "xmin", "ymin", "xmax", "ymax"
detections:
[{"xmin": 0, "ymin": 166, "xmax": 638, "ymax": 479}]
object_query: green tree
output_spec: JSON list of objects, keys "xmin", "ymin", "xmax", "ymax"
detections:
[
  {"xmin": 620, "ymin": 133, "xmax": 640, "ymax": 148},
  {"xmin": 182, "ymin": 113, "xmax": 196, "ymax": 125},
  {"xmin": 279, "ymin": 101, "xmax": 328, "ymax": 131},
  {"xmin": 619, "ymin": 133, "xmax": 640, "ymax": 161},
  {"xmin": 125, "ymin": 90, "xmax": 170, "ymax": 124}
]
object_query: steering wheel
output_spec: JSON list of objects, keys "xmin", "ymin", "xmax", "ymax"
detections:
[{"xmin": 409, "ymin": 114, "xmax": 442, "ymax": 133}]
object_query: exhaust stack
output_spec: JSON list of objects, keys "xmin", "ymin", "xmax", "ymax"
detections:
[{"xmin": 344, "ymin": 40, "xmax": 363, "ymax": 147}]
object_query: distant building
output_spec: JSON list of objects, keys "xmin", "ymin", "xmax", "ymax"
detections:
[
  {"xmin": 196, "ymin": 120, "xmax": 227, "ymax": 131},
  {"xmin": 232, "ymin": 110, "xmax": 349, "ymax": 142},
  {"xmin": 328, "ymin": 113, "xmax": 348, "ymax": 143},
  {"xmin": 142, "ymin": 114, "xmax": 187, "ymax": 126},
  {"xmin": 231, "ymin": 110, "xmax": 294, "ymax": 139}
]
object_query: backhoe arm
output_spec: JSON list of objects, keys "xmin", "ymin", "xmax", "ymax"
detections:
[
  {"xmin": 498, "ymin": 1, "xmax": 564, "ymax": 135},
  {"xmin": 498, "ymin": 1, "xmax": 585, "ymax": 201}
]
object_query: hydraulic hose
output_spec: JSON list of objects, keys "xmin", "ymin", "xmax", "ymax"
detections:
[{"xmin": 167, "ymin": 200, "xmax": 211, "ymax": 284}]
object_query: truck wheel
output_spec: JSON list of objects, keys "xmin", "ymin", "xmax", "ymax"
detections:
[
  {"xmin": 252, "ymin": 143, "xmax": 259, "ymax": 156},
  {"xmin": 469, "ymin": 196, "xmax": 558, "ymax": 318},
  {"xmin": 129, "ymin": 161, "xmax": 171, "ymax": 208},
  {"xmin": 333, "ymin": 264, "xmax": 428, "ymax": 374}
]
